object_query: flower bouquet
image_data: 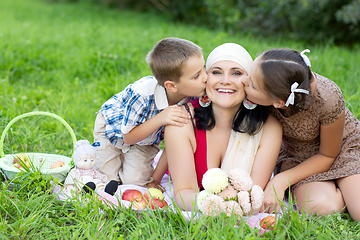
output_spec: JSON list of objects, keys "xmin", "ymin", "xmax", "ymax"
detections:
[{"xmin": 197, "ymin": 168, "xmax": 264, "ymax": 217}]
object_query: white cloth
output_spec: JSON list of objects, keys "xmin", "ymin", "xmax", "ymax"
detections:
[
  {"xmin": 64, "ymin": 167, "xmax": 109, "ymax": 192},
  {"xmin": 206, "ymin": 43, "xmax": 253, "ymax": 74},
  {"xmin": 221, "ymin": 129, "xmax": 263, "ymax": 174},
  {"xmin": 53, "ymin": 150, "xmax": 289, "ymax": 234}
]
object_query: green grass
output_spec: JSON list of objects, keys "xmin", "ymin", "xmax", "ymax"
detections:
[{"xmin": 0, "ymin": 0, "xmax": 360, "ymax": 239}]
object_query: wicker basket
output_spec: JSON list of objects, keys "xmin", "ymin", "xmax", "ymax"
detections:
[{"xmin": 0, "ymin": 111, "xmax": 77, "ymax": 182}]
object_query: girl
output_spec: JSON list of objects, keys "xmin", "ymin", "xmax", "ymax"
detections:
[{"xmin": 243, "ymin": 48, "xmax": 360, "ymax": 220}]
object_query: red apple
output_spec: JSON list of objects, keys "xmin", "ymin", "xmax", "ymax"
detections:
[
  {"xmin": 122, "ymin": 189, "xmax": 147, "ymax": 209},
  {"xmin": 147, "ymin": 198, "xmax": 168, "ymax": 209},
  {"xmin": 260, "ymin": 215, "xmax": 276, "ymax": 230},
  {"xmin": 122, "ymin": 189, "xmax": 143, "ymax": 202},
  {"xmin": 12, "ymin": 163, "xmax": 23, "ymax": 169},
  {"xmin": 144, "ymin": 188, "xmax": 164, "ymax": 202},
  {"xmin": 132, "ymin": 197, "xmax": 147, "ymax": 210},
  {"xmin": 50, "ymin": 160, "xmax": 65, "ymax": 169}
]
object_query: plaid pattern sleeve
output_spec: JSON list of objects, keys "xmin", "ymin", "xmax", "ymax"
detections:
[{"xmin": 100, "ymin": 76, "xmax": 163, "ymax": 147}]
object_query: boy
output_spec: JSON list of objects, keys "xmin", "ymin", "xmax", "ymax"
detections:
[{"xmin": 93, "ymin": 37, "xmax": 207, "ymax": 187}]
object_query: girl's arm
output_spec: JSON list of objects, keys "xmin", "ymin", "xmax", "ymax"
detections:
[
  {"xmin": 164, "ymin": 116, "xmax": 199, "ymax": 211},
  {"xmin": 146, "ymin": 149, "xmax": 168, "ymax": 192},
  {"xmin": 250, "ymin": 115, "xmax": 282, "ymax": 189},
  {"xmin": 262, "ymin": 111, "xmax": 345, "ymax": 213}
]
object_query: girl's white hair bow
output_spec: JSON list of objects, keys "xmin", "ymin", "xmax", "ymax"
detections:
[
  {"xmin": 300, "ymin": 49, "xmax": 311, "ymax": 67},
  {"xmin": 285, "ymin": 82, "xmax": 310, "ymax": 107}
]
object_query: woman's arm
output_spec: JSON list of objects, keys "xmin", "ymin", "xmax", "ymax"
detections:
[
  {"xmin": 164, "ymin": 113, "xmax": 199, "ymax": 211},
  {"xmin": 261, "ymin": 111, "xmax": 345, "ymax": 213}
]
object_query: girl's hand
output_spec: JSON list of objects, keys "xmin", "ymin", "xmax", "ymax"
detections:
[
  {"xmin": 260, "ymin": 173, "xmax": 288, "ymax": 213},
  {"xmin": 146, "ymin": 180, "xmax": 165, "ymax": 192}
]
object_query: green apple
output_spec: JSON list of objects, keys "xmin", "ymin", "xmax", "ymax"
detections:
[{"xmin": 144, "ymin": 188, "xmax": 164, "ymax": 202}]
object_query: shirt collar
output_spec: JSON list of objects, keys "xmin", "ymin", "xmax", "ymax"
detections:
[
  {"xmin": 154, "ymin": 84, "xmax": 169, "ymax": 110},
  {"xmin": 154, "ymin": 84, "xmax": 190, "ymax": 109}
]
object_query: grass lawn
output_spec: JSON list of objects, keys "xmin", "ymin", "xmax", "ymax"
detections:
[{"xmin": 1, "ymin": 0, "xmax": 360, "ymax": 239}]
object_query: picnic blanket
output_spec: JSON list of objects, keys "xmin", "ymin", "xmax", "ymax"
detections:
[{"xmin": 52, "ymin": 150, "xmax": 277, "ymax": 232}]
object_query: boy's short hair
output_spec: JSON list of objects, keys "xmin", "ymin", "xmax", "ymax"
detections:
[{"xmin": 146, "ymin": 37, "xmax": 202, "ymax": 86}]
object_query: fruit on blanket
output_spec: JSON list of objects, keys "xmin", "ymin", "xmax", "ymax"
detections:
[
  {"xmin": 132, "ymin": 197, "xmax": 147, "ymax": 210},
  {"xmin": 12, "ymin": 163, "xmax": 24, "ymax": 169},
  {"xmin": 122, "ymin": 189, "xmax": 146, "ymax": 209},
  {"xmin": 122, "ymin": 189, "xmax": 143, "ymax": 202},
  {"xmin": 50, "ymin": 160, "xmax": 65, "ymax": 169},
  {"xmin": 147, "ymin": 198, "xmax": 168, "ymax": 209},
  {"xmin": 260, "ymin": 215, "xmax": 276, "ymax": 230},
  {"xmin": 13, "ymin": 153, "xmax": 31, "ymax": 168},
  {"xmin": 144, "ymin": 188, "xmax": 164, "ymax": 201}
]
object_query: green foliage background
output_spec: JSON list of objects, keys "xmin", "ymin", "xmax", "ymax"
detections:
[
  {"xmin": 0, "ymin": 0, "xmax": 360, "ymax": 239},
  {"xmin": 0, "ymin": 0, "xmax": 359, "ymax": 157},
  {"xmin": 66, "ymin": 0, "xmax": 360, "ymax": 46}
]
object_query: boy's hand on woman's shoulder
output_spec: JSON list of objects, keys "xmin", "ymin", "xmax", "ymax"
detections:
[{"xmin": 158, "ymin": 105, "xmax": 190, "ymax": 127}]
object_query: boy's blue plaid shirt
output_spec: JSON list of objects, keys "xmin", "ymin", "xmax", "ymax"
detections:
[{"xmin": 99, "ymin": 76, "xmax": 194, "ymax": 152}]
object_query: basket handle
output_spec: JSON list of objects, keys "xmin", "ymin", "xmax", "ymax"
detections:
[{"xmin": 0, "ymin": 111, "xmax": 77, "ymax": 157}]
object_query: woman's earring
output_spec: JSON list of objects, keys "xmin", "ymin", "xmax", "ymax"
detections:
[
  {"xmin": 199, "ymin": 93, "xmax": 211, "ymax": 107},
  {"xmin": 243, "ymin": 98, "xmax": 257, "ymax": 110}
]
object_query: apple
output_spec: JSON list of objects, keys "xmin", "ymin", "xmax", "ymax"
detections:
[
  {"xmin": 50, "ymin": 160, "xmax": 65, "ymax": 169},
  {"xmin": 122, "ymin": 189, "xmax": 147, "ymax": 210},
  {"xmin": 14, "ymin": 153, "xmax": 31, "ymax": 168},
  {"xmin": 144, "ymin": 188, "xmax": 164, "ymax": 202},
  {"xmin": 12, "ymin": 163, "xmax": 23, "ymax": 169},
  {"xmin": 122, "ymin": 189, "xmax": 143, "ymax": 202},
  {"xmin": 147, "ymin": 198, "xmax": 168, "ymax": 209},
  {"xmin": 14, "ymin": 153, "xmax": 30, "ymax": 164},
  {"xmin": 260, "ymin": 215, "xmax": 276, "ymax": 230},
  {"xmin": 132, "ymin": 197, "xmax": 147, "ymax": 210}
]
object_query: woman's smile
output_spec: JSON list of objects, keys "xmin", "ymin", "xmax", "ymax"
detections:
[{"xmin": 216, "ymin": 88, "xmax": 236, "ymax": 94}]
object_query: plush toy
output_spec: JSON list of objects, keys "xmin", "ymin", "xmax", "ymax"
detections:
[{"xmin": 64, "ymin": 139, "xmax": 118, "ymax": 195}]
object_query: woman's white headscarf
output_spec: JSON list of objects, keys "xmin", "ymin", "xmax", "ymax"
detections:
[{"xmin": 206, "ymin": 43, "xmax": 253, "ymax": 74}]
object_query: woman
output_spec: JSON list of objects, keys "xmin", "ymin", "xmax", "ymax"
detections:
[
  {"xmin": 164, "ymin": 43, "xmax": 282, "ymax": 211},
  {"xmin": 243, "ymin": 48, "xmax": 360, "ymax": 220}
]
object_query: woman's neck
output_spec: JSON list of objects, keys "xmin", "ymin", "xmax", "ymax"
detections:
[{"xmin": 212, "ymin": 104, "xmax": 239, "ymax": 130}]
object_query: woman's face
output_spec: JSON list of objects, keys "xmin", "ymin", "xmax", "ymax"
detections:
[
  {"xmin": 77, "ymin": 154, "xmax": 96, "ymax": 169},
  {"xmin": 206, "ymin": 60, "xmax": 247, "ymax": 109},
  {"xmin": 243, "ymin": 57, "xmax": 275, "ymax": 106}
]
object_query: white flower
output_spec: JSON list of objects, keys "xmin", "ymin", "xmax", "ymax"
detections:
[
  {"xmin": 250, "ymin": 185, "xmax": 264, "ymax": 212},
  {"xmin": 229, "ymin": 168, "xmax": 253, "ymax": 192},
  {"xmin": 202, "ymin": 168, "xmax": 229, "ymax": 194},
  {"xmin": 238, "ymin": 191, "xmax": 251, "ymax": 214},
  {"xmin": 222, "ymin": 200, "xmax": 243, "ymax": 217},
  {"xmin": 202, "ymin": 195, "xmax": 225, "ymax": 217},
  {"xmin": 196, "ymin": 190, "xmax": 212, "ymax": 211}
]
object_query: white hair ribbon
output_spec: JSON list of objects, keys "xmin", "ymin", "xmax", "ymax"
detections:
[
  {"xmin": 300, "ymin": 49, "xmax": 311, "ymax": 67},
  {"xmin": 285, "ymin": 82, "xmax": 310, "ymax": 107}
]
